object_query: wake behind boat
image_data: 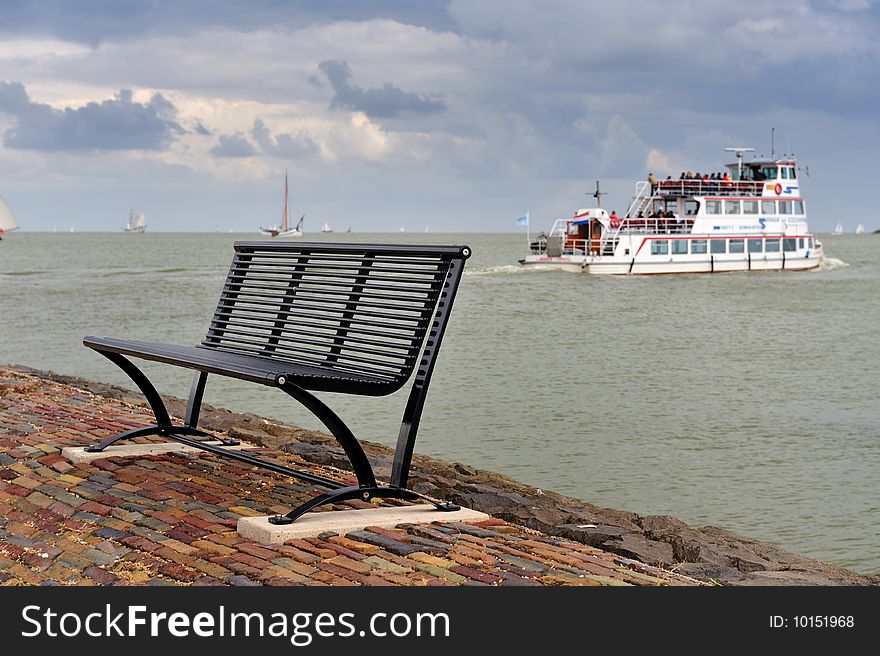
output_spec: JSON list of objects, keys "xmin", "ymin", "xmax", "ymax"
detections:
[
  {"xmin": 521, "ymin": 146, "xmax": 823, "ymax": 275},
  {"xmin": 0, "ymin": 195, "xmax": 19, "ymax": 240},
  {"xmin": 260, "ymin": 170, "xmax": 303, "ymax": 238}
]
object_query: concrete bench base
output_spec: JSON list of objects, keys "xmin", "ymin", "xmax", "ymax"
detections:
[
  {"xmin": 62, "ymin": 441, "xmax": 255, "ymax": 464},
  {"xmin": 238, "ymin": 504, "xmax": 491, "ymax": 544}
]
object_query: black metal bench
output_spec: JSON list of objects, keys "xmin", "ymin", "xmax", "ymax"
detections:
[{"xmin": 83, "ymin": 241, "xmax": 471, "ymax": 524}]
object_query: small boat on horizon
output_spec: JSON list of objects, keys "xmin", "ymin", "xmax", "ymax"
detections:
[
  {"xmin": 832, "ymin": 222, "xmax": 844, "ymax": 235},
  {"xmin": 0, "ymin": 195, "xmax": 19, "ymax": 240},
  {"xmin": 123, "ymin": 209, "xmax": 146, "ymax": 233},
  {"xmin": 260, "ymin": 170, "xmax": 303, "ymax": 238},
  {"xmin": 321, "ymin": 222, "xmax": 333, "ymax": 233},
  {"xmin": 855, "ymin": 223, "xmax": 865, "ymax": 234}
]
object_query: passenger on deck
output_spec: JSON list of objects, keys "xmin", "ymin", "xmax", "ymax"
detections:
[{"xmin": 648, "ymin": 172, "xmax": 657, "ymax": 195}]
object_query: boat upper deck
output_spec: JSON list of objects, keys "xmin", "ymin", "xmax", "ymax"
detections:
[{"xmin": 656, "ymin": 179, "xmax": 764, "ymax": 197}]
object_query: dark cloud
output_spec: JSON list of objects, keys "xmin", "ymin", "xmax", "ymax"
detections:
[
  {"xmin": 251, "ymin": 119, "xmax": 318, "ymax": 158},
  {"xmin": 0, "ymin": 0, "xmax": 457, "ymax": 46},
  {"xmin": 209, "ymin": 134, "xmax": 257, "ymax": 158},
  {"xmin": 193, "ymin": 121, "xmax": 211, "ymax": 136},
  {"xmin": 318, "ymin": 60, "xmax": 446, "ymax": 118},
  {"xmin": 0, "ymin": 82, "xmax": 184, "ymax": 151}
]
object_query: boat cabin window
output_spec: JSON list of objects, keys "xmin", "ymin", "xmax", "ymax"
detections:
[
  {"xmin": 691, "ymin": 239, "xmax": 707, "ymax": 254},
  {"xmin": 651, "ymin": 240, "xmax": 669, "ymax": 255},
  {"xmin": 706, "ymin": 200, "xmax": 722, "ymax": 215},
  {"xmin": 765, "ymin": 238, "xmax": 780, "ymax": 252},
  {"xmin": 710, "ymin": 239, "xmax": 726, "ymax": 254},
  {"xmin": 743, "ymin": 200, "xmax": 759, "ymax": 214},
  {"xmin": 748, "ymin": 238, "xmax": 763, "ymax": 253},
  {"xmin": 808, "ymin": 237, "xmax": 814, "ymax": 249},
  {"xmin": 761, "ymin": 200, "xmax": 776, "ymax": 214},
  {"xmin": 671, "ymin": 240, "xmax": 687, "ymax": 255},
  {"xmin": 779, "ymin": 200, "xmax": 792, "ymax": 214},
  {"xmin": 794, "ymin": 200, "xmax": 804, "ymax": 214},
  {"xmin": 783, "ymin": 238, "xmax": 797, "ymax": 252},
  {"xmin": 728, "ymin": 239, "xmax": 745, "ymax": 253},
  {"xmin": 724, "ymin": 200, "xmax": 740, "ymax": 215},
  {"xmin": 684, "ymin": 200, "xmax": 700, "ymax": 216},
  {"xmin": 798, "ymin": 237, "xmax": 805, "ymax": 248},
  {"xmin": 761, "ymin": 166, "xmax": 778, "ymax": 180}
]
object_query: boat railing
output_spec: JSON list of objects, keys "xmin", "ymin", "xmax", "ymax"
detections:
[
  {"xmin": 618, "ymin": 217, "xmax": 693, "ymax": 234},
  {"xmin": 655, "ymin": 179, "xmax": 764, "ymax": 197},
  {"xmin": 558, "ymin": 238, "xmax": 596, "ymax": 255}
]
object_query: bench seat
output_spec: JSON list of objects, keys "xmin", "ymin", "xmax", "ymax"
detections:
[{"xmin": 83, "ymin": 336, "xmax": 396, "ymax": 395}]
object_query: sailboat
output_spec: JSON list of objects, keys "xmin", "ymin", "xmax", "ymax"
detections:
[
  {"xmin": 260, "ymin": 170, "xmax": 303, "ymax": 237},
  {"xmin": 0, "ymin": 195, "xmax": 19, "ymax": 240},
  {"xmin": 832, "ymin": 222, "xmax": 844, "ymax": 235},
  {"xmin": 321, "ymin": 222, "xmax": 333, "ymax": 233},
  {"xmin": 123, "ymin": 209, "xmax": 146, "ymax": 233},
  {"xmin": 855, "ymin": 224, "xmax": 865, "ymax": 234}
]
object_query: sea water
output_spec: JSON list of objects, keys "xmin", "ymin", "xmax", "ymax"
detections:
[{"xmin": 1, "ymin": 231, "xmax": 877, "ymax": 574}]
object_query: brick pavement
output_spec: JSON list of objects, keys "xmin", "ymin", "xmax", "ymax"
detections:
[{"xmin": 0, "ymin": 368, "xmax": 702, "ymax": 586}]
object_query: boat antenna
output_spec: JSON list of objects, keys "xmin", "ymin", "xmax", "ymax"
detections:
[
  {"xmin": 771, "ymin": 127, "xmax": 775, "ymax": 159},
  {"xmin": 724, "ymin": 147, "xmax": 755, "ymax": 179},
  {"xmin": 591, "ymin": 180, "xmax": 606, "ymax": 205}
]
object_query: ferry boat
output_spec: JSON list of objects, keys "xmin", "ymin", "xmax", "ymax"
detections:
[{"xmin": 521, "ymin": 148, "xmax": 823, "ymax": 275}]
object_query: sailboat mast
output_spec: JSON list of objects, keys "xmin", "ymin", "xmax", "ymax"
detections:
[{"xmin": 281, "ymin": 170, "xmax": 289, "ymax": 232}]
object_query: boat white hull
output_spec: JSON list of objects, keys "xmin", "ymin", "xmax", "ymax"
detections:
[
  {"xmin": 584, "ymin": 253, "xmax": 822, "ymax": 275},
  {"xmin": 520, "ymin": 251, "xmax": 823, "ymax": 275},
  {"xmin": 519, "ymin": 256, "xmax": 586, "ymax": 273},
  {"xmin": 260, "ymin": 228, "xmax": 303, "ymax": 238}
]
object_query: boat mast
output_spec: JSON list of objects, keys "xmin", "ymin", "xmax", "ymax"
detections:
[
  {"xmin": 281, "ymin": 170, "xmax": 289, "ymax": 232},
  {"xmin": 592, "ymin": 180, "xmax": 605, "ymax": 205}
]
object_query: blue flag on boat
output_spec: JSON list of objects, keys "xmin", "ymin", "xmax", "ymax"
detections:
[{"xmin": 515, "ymin": 212, "xmax": 529, "ymax": 226}]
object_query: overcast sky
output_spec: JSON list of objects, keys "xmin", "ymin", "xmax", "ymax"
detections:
[{"xmin": 1, "ymin": 0, "xmax": 877, "ymax": 232}]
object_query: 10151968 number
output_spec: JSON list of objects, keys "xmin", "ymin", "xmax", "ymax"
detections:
[{"xmin": 793, "ymin": 616, "xmax": 854, "ymax": 628}]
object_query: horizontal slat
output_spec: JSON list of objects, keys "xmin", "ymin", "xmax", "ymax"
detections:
[
  {"xmin": 227, "ymin": 268, "xmax": 441, "ymax": 286},
  {"xmin": 219, "ymin": 283, "xmax": 434, "ymax": 306},
  {"xmin": 209, "ymin": 306, "xmax": 421, "ymax": 338},
  {"xmin": 222, "ymin": 278, "xmax": 437, "ymax": 301},
  {"xmin": 214, "ymin": 297, "xmax": 429, "ymax": 324},
  {"xmin": 235, "ymin": 240, "xmax": 467, "ymax": 258},
  {"xmin": 207, "ymin": 340, "xmax": 401, "ymax": 379},
  {"xmin": 235, "ymin": 259, "xmax": 445, "ymax": 276},
  {"xmin": 208, "ymin": 327, "xmax": 414, "ymax": 362},
  {"xmin": 208, "ymin": 323, "xmax": 415, "ymax": 352}
]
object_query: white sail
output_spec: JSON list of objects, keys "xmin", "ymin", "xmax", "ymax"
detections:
[
  {"xmin": 321, "ymin": 222, "xmax": 333, "ymax": 233},
  {"xmin": 832, "ymin": 222, "xmax": 843, "ymax": 235},
  {"xmin": 124, "ymin": 209, "xmax": 146, "ymax": 232},
  {"xmin": 0, "ymin": 195, "xmax": 20, "ymax": 234},
  {"xmin": 855, "ymin": 224, "xmax": 865, "ymax": 234}
]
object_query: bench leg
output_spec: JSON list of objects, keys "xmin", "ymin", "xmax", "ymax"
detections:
[
  {"xmin": 268, "ymin": 485, "xmax": 461, "ymax": 525},
  {"xmin": 279, "ymin": 380, "xmax": 377, "ymax": 489},
  {"xmin": 182, "ymin": 371, "xmax": 239, "ymax": 446},
  {"xmin": 86, "ymin": 353, "xmax": 237, "ymax": 451}
]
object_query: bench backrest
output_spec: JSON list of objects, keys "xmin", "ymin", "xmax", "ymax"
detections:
[{"xmin": 202, "ymin": 241, "xmax": 470, "ymax": 392}]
